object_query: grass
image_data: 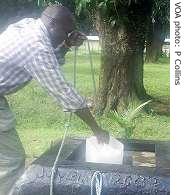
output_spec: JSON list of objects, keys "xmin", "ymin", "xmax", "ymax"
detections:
[{"xmin": 7, "ymin": 50, "xmax": 170, "ymax": 159}]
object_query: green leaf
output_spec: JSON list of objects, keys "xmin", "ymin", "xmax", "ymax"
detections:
[
  {"xmin": 128, "ymin": 100, "xmax": 152, "ymax": 121},
  {"xmin": 108, "ymin": 100, "xmax": 152, "ymax": 139}
]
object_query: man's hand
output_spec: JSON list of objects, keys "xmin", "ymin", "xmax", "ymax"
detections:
[
  {"xmin": 65, "ymin": 31, "xmax": 87, "ymax": 47},
  {"xmin": 74, "ymin": 108, "xmax": 110, "ymax": 144},
  {"xmin": 93, "ymin": 127, "xmax": 110, "ymax": 144}
]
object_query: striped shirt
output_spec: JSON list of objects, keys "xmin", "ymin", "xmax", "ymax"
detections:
[{"xmin": 0, "ymin": 18, "xmax": 87, "ymax": 111}]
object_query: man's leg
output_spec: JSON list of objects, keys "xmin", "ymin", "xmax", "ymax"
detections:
[{"xmin": 0, "ymin": 96, "xmax": 25, "ymax": 195}]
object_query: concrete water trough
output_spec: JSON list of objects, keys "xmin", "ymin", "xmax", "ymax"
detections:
[{"xmin": 12, "ymin": 139, "xmax": 170, "ymax": 195}]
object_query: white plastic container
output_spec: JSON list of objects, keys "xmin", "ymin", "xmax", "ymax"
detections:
[{"xmin": 85, "ymin": 136, "xmax": 124, "ymax": 164}]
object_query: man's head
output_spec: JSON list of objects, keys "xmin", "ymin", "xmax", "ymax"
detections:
[{"xmin": 41, "ymin": 4, "xmax": 75, "ymax": 48}]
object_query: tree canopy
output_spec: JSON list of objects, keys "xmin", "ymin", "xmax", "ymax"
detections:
[{"xmin": 76, "ymin": 0, "xmax": 152, "ymax": 25}]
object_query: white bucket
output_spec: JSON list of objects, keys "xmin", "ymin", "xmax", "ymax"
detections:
[{"xmin": 85, "ymin": 136, "xmax": 124, "ymax": 165}]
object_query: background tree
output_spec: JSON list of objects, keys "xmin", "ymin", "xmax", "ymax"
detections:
[
  {"xmin": 145, "ymin": 0, "xmax": 170, "ymax": 63},
  {"xmin": 76, "ymin": 0, "xmax": 153, "ymax": 115}
]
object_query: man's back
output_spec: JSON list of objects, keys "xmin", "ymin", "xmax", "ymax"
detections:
[{"xmin": 0, "ymin": 18, "xmax": 50, "ymax": 95}]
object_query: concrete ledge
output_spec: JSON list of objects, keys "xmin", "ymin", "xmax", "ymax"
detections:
[{"xmin": 12, "ymin": 139, "xmax": 170, "ymax": 195}]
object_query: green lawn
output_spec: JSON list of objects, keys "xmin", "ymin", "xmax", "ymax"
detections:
[{"xmin": 7, "ymin": 50, "xmax": 170, "ymax": 160}]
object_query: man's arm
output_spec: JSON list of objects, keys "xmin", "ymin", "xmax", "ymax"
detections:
[
  {"xmin": 24, "ymin": 45, "xmax": 109, "ymax": 143},
  {"xmin": 75, "ymin": 108, "xmax": 109, "ymax": 143}
]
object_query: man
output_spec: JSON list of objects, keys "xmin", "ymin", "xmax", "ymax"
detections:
[{"xmin": 0, "ymin": 4, "xmax": 109, "ymax": 195}]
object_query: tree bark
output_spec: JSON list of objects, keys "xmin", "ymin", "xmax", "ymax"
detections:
[
  {"xmin": 95, "ymin": 5, "xmax": 151, "ymax": 115},
  {"xmin": 96, "ymin": 27, "xmax": 130, "ymax": 114}
]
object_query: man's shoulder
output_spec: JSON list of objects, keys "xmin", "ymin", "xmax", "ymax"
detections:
[
  {"xmin": 0, "ymin": 17, "xmax": 53, "ymax": 56},
  {"xmin": 12, "ymin": 18, "xmax": 50, "ymax": 46},
  {"xmin": 2, "ymin": 18, "xmax": 40, "ymax": 39},
  {"xmin": 8, "ymin": 18, "xmax": 38, "ymax": 29}
]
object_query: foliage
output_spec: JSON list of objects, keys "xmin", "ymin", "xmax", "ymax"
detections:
[
  {"xmin": 108, "ymin": 100, "xmax": 152, "ymax": 139},
  {"xmin": 152, "ymin": 0, "xmax": 170, "ymax": 24},
  {"xmin": 152, "ymin": 0, "xmax": 170, "ymax": 34},
  {"xmin": 75, "ymin": 0, "xmax": 169, "ymax": 36},
  {"xmin": 75, "ymin": 0, "xmax": 152, "ymax": 27}
]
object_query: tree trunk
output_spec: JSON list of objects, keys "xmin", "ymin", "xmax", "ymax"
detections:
[
  {"xmin": 95, "ymin": 27, "xmax": 130, "ymax": 114},
  {"xmin": 145, "ymin": 19, "xmax": 166, "ymax": 63},
  {"xmin": 95, "ymin": 10, "xmax": 150, "ymax": 115}
]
